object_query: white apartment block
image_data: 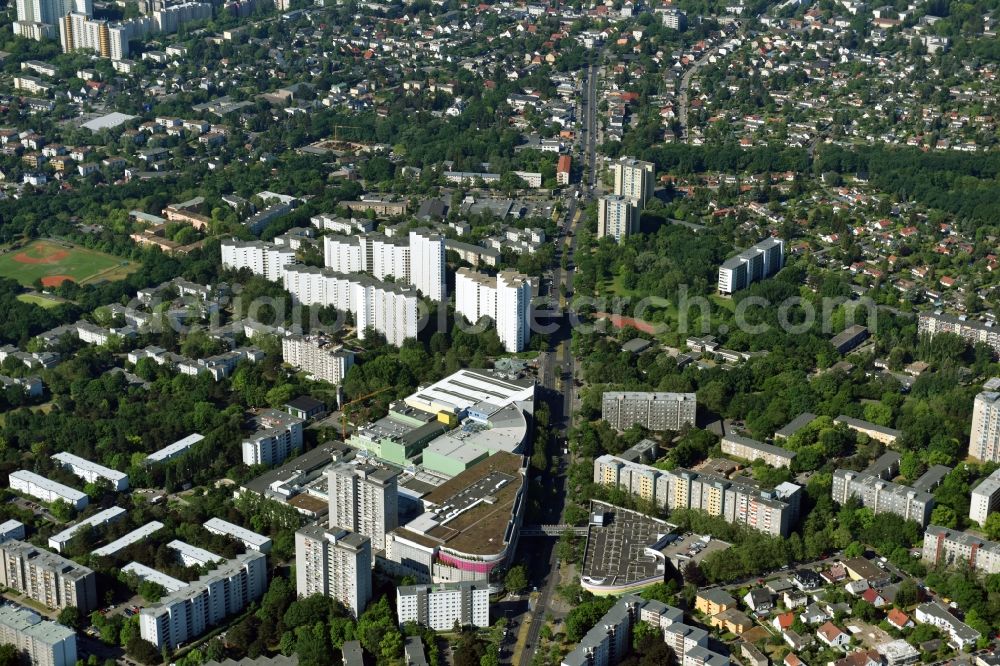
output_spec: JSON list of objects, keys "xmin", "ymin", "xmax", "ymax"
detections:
[
  {"xmin": 203, "ymin": 517, "xmax": 272, "ymax": 553},
  {"xmin": 455, "ymin": 268, "xmax": 532, "ymax": 352},
  {"xmin": 322, "ymin": 230, "xmax": 445, "ymax": 301},
  {"xmin": 326, "ymin": 462, "xmax": 398, "ymax": 552},
  {"xmin": 601, "ymin": 391, "xmax": 697, "ymax": 431},
  {"xmin": 396, "ymin": 581, "xmax": 490, "ymax": 631},
  {"xmin": 612, "ymin": 158, "xmax": 655, "ymax": 205},
  {"xmin": 323, "ymin": 235, "xmax": 366, "ymax": 274},
  {"xmin": 969, "ymin": 387, "xmax": 1000, "ymax": 463},
  {"xmin": 597, "ymin": 195, "xmax": 639, "ymax": 243},
  {"xmin": 295, "ymin": 523, "xmax": 372, "ymax": 618},
  {"xmin": 121, "ymin": 563, "xmax": 187, "ymax": 593},
  {"xmin": 720, "ymin": 434, "xmax": 796, "ymax": 469},
  {"xmin": 139, "ymin": 552, "xmax": 267, "ymax": 650},
  {"xmin": 51, "ymin": 452, "xmax": 129, "ymax": 491},
  {"xmin": 0, "ymin": 519, "xmax": 25, "ymax": 541},
  {"xmin": 281, "ymin": 335, "xmax": 355, "ymax": 385},
  {"xmin": 16, "ymin": 0, "xmax": 90, "ymax": 32},
  {"xmin": 221, "ymin": 239, "xmax": 297, "ymax": 283},
  {"xmin": 0, "ymin": 605, "xmax": 77, "ymax": 666},
  {"xmin": 167, "ymin": 540, "xmax": 222, "ymax": 568},
  {"xmin": 147, "ymin": 433, "xmax": 204, "ymax": 464},
  {"xmin": 242, "ymin": 408, "xmax": 304, "ymax": 467},
  {"xmin": 48, "ymin": 506, "xmax": 126, "ymax": 553},
  {"xmin": 283, "ymin": 266, "xmax": 419, "ymax": 347},
  {"xmin": 971, "ymin": 468, "xmax": 1000, "ymax": 525},
  {"xmin": 0, "ymin": 540, "xmax": 97, "ymax": 612},
  {"xmin": 93, "ymin": 521, "xmax": 165, "ymax": 557},
  {"xmin": 409, "ymin": 230, "xmax": 446, "ymax": 301},
  {"xmin": 718, "ymin": 238, "xmax": 784, "ymax": 295},
  {"xmin": 8, "ymin": 470, "xmax": 88, "ymax": 510},
  {"xmin": 311, "ymin": 215, "xmax": 374, "ymax": 235}
]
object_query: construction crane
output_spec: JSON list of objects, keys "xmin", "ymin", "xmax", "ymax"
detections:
[{"xmin": 340, "ymin": 386, "xmax": 393, "ymax": 440}]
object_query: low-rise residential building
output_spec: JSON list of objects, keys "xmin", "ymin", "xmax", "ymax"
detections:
[
  {"xmin": 146, "ymin": 433, "xmax": 204, "ymax": 465},
  {"xmin": 720, "ymin": 434, "xmax": 796, "ymax": 468},
  {"xmin": 51, "ymin": 452, "xmax": 129, "ymax": 491},
  {"xmin": 204, "ymin": 517, "xmax": 272, "ymax": 553},
  {"xmin": 915, "ymin": 602, "xmax": 981, "ymax": 649},
  {"xmin": 695, "ymin": 589, "xmax": 736, "ymax": 616},
  {"xmin": 8, "ymin": 470, "xmax": 88, "ymax": 510},
  {"xmin": 48, "ymin": 506, "xmax": 127, "ymax": 553},
  {"xmin": 93, "ymin": 521, "xmax": 165, "ymax": 558}
]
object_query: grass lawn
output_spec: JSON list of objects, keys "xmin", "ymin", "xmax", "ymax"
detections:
[
  {"xmin": 16, "ymin": 292, "xmax": 64, "ymax": 309},
  {"xmin": 0, "ymin": 239, "xmax": 139, "ymax": 288}
]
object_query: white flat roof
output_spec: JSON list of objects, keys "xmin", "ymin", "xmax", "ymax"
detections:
[
  {"xmin": 167, "ymin": 540, "xmax": 222, "ymax": 566},
  {"xmin": 49, "ymin": 506, "xmax": 127, "ymax": 545},
  {"xmin": 80, "ymin": 111, "xmax": 136, "ymax": 132},
  {"xmin": 203, "ymin": 517, "xmax": 271, "ymax": 548},
  {"xmin": 147, "ymin": 433, "xmax": 204, "ymax": 462},
  {"xmin": 52, "ymin": 452, "xmax": 128, "ymax": 484},
  {"xmin": 9, "ymin": 470, "xmax": 86, "ymax": 502},
  {"xmin": 93, "ymin": 521, "xmax": 165, "ymax": 557},
  {"xmin": 405, "ymin": 369, "xmax": 534, "ymax": 415},
  {"xmin": 121, "ymin": 562, "xmax": 187, "ymax": 592}
]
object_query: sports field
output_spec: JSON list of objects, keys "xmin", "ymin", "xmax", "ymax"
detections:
[
  {"xmin": 16, "ymin": 292, "xmax": 65, "ymax": 309},
  {"xmin": 0, "ymin": 239, "xmax": 138, "ymax": 288}
]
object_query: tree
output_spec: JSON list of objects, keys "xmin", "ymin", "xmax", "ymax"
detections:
[
  {"xmin": 894, "ymin": 578, "xmax": 921, "ymax": 608},
  {"xmin": 126, "ymin": 637, "xmax": 161, "ymax": 666},
  {"xmin": 57, "ymin": 606, "xmax": 83, "ymax": 630},
  {"xmin": 983, "ymin": 512, "xmax": 1000, "ymax": 540},
  {"xmin": 0, "ymin": 645, "xmax": 17, "ymax": 666},
  {"xmin": 505, "ymin": 565, "xmax": 529, "ymax": 594},
  {"xmin": 682, "ymin": 561, "xmax": 706, "ymax": 586}
]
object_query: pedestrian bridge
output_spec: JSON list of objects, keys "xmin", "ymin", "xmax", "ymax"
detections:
[{"xmin": 520, "ymin": 524, "xmax": 588, "ymax": 537}]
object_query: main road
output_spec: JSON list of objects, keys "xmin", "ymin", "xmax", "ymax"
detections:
[{"xmin": 514, "ymin": 54, "xmax": 599, "ymax": 666}]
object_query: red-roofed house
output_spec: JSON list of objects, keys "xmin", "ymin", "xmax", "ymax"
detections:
[
  {"xmin": 817, "ymin": 622, "xmax": 850, "ymax": 649},
  {"xmin": 785, "ymin": 654, "xmax": 805, "ymax": 666},
  {"xmin": 773, "ymin": 612, "xmax": 796, "ymax": 632},
  {"xmin": 861, "ymin": 588, "xmax": 886, "ymax": 607},
  {"xmin": 887, "ymin": 608, "xmax": 914, "ymax": 630}
]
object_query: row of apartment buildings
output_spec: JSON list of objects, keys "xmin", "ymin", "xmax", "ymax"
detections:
[
  {"xmin": 593, "ymin": 455, "xmax": 802, "ymax": 536},
  {"xmin": 322, "ymin": 229, "xmax": 447, "ymax": 302}
]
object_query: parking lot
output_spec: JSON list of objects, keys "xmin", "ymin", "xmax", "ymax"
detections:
[{"xmin": 581, "ymin": 502, "xmax": 676, "ymax": 589}]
